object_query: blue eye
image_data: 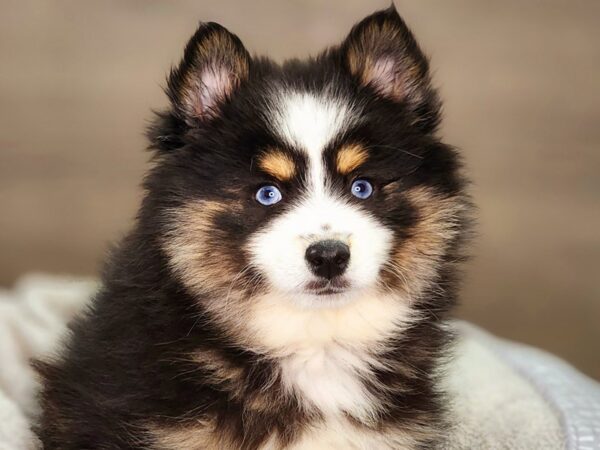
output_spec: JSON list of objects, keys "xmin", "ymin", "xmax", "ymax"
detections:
[
  {"xmin": 351, "ymin": 179, "xmax": 373, "ymax": 199},
  {"xmin": 256, "ymin": 185, "xmax": 282, "ymax": 206}
]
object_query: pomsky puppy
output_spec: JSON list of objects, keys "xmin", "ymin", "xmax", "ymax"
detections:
[{"xmin": 36, "ymin": 5, "xmax": 471, "ymax": 449}]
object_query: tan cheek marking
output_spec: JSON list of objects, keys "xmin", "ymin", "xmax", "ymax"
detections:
[
  {"xmin": 383, "ymin": 185, "xmax": 466, "ymax": 295},
  {"xmin": 258, "ymin": 150, "xmax": 296, "ymax": 181},
  {"xmin": 162, "ymin": 200, "xmax": 242, "ymax": 295},
  {"xmin": 162, "ymin": 201, "xmax": 272, "ymax": 340},
  {"xmin": 336, "ymin": 144, "xmax": 369, "ymax": 175}
]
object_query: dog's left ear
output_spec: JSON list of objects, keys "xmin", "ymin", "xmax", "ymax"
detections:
[
  {"xmin": 167, "ymin": 22, "xmax": 251, "ymax": 126},
  {"xmin": 341, "ymin": 6, "xmax": 440, "ymax": 131}
]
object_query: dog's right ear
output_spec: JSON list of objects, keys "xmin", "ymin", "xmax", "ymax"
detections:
[
  {"xmin": 166, "ymin": 22, "xmax": 250, "ymax": 127},
  {"xmin": 340, "ymin": 6, "xmax": 440, "ymax": 133}
]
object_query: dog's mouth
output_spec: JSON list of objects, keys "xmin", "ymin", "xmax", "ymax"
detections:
[{"xmin": 304, "ymin": 278, "xmax": 350, "ymax": 296}]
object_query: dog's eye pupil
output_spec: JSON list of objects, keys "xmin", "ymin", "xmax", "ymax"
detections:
[
  {"xmin": 256, "ymin": 185, "xmax": 282, "ymax": 206},
  {"xmin": 350, "ymin": 179, "xmax": 373, "ymax": 199}
]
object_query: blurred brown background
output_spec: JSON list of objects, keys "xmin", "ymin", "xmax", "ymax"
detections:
[{"xmin": 1, "ymin": 1, "xmax": 599, "ymax": 378}]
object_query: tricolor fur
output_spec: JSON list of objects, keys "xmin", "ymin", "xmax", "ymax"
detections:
[{"xmin": 36, "ymin": 6, "xmax": 472, "ymax": 449}]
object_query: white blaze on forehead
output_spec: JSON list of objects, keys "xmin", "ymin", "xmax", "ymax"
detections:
[
  {"xmin": 269, "ymin": 91, "xmax": 355, "ymax": 154},
  {"xmin": 268, "ymin": 91, "xmax": 358, "ymax": 192}
]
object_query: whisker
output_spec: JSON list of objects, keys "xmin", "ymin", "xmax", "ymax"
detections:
[{"xmin": 362, "ymin": 143, "xmax": 424, "ymax": 160}]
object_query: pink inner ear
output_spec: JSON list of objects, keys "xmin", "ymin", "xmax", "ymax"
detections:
[
  {"xmin": 368, "ymin": 57, "xmax": 399, "ymax": 98},
  {"xmin": 192, "ymin": 65, "xmax": 232, "ymax": 118}
]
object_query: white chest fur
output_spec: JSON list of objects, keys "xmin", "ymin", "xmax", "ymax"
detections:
[
  {"xmin": 279, "ymin": 342, "xmax": 377, "ymax": 420},
  {"xmin": 246, "ymin": 291, "xmax": 414, "ymax": 420}
]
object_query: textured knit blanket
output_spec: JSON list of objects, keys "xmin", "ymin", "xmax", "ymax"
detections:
[{"xmin": 1, "ymin": 274, "xmax": 599, "ymax": 449}]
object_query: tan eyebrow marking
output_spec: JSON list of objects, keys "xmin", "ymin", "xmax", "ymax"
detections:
[
  {"xmin": 258, "ymin": 150, "xmax": 296, "ymax": 181},
  {"xmin": 336, "ymin": 144, "xmax": 369, "ymax": 175}
]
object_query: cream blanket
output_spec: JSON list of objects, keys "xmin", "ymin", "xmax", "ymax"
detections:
[{"xmin": 1, "ymin": 274, "xmax": 598, "ymax": 449}]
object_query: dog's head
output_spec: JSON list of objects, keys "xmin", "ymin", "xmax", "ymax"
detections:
[{"xmin": 146, "ymin": 7, "xmax": 468, "ymax": 330}]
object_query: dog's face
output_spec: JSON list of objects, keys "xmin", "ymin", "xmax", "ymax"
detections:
[
  {"xmin": 246, "ymin": 93, "xmax": 396, "ymax": 307},
  {"xmin": 148, "ymin": 8, "xmax": 467, "ymax": 322}
]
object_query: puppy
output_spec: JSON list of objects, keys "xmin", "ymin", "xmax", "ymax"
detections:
[{"xmin": 36, "ymin": 6, "xmax": 471, "ymax": 449}]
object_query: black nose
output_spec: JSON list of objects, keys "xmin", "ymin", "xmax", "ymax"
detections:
[{"xmin": 305, "ymin": 240, "xmax": 350, "ymax": 280}]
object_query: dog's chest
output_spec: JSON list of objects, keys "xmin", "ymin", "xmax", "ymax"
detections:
[
  {"xmin": 279, "ymin": 344, "xmax": 377, "ymax": 419},
  {"xmin": 242, "ymin": 292, "xmax": 419, "ymax": 448},
  {"xmin": 247, "ymin": 291, "xmax": 413, "ymax": 419},
  {"xmin": 273, "ymin": 348, "xmax": 417, "ymax": 449}
]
